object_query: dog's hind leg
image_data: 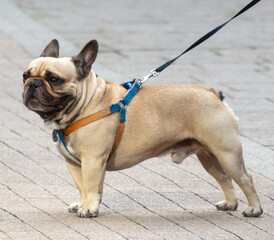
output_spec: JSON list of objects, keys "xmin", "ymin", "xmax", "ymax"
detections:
[
  {"xmin": 213, "ymin": 145, "xmax": 263, "ymax": 217},
  {"xmin": 201, "ymin": 126, "xmax": 263, "ymax": 217},
  {"xmin": 196, "ymin": 150, "xmax": 238, "ymax": 211},
  {"xmin": 194, "ymin": 103, "xmax": 262, "ymax": 217}
]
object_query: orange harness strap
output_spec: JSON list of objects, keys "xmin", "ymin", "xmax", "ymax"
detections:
[
  {"xmin": 61, "ymin": 108, "xmax": 125, "ymax": 162},
  {"xmin": 63, "ymin": 108, "xmax": 112, "ymax": 136},
  {"xmin": 107, "ymin": 121, "xmax": 125, "ymax": 161}
]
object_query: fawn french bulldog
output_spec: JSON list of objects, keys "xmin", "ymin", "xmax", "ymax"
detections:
[{"xmin": 22, "ymin": 39, "xmax": 262, "ymax": 218}]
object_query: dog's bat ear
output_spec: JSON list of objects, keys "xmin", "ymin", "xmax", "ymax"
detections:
[
  {"xmin": 40, "ymin": 39, "xmax": 59, "ymax": 58},
  {"xmin": 72, "ymin": 40, "xmax": 98, "ymax": 78}
]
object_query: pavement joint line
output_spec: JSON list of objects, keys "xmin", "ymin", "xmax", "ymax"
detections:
[
  {"xmin": 0, "ymin": 141, "xmax": 68, "ymax": 206},
  {"xmin": 138, "ymin": 163, "xmax": 273, "ymax": 236},
  {"xmin": 241, "ymin": 132, "xmax": 274, "ymax": 155},
  {"xmin": 0, "ymin": 138, "xmax": 73, "ymax": 190},
  {"xmin": 101, "ymin": 194, "xmax": 176, "ymax": 240},
  {"xmin": 0, "ymin": 183, "xmax": 90, "ymax": 240},
  {"xmin": 97, "ymin": 186, "xmax": 166, "ymax": 238},
  {"xmin": 4, "ymin": 91, "xmax": 24, "ymax": 104},
  {"xmin": 119, "ymin": 169, "xmax": 243, "ymax": 240},
  {"xmin": 8, "ymin": 127, "xmax": 61, "ymax": 159},
  {"xmin": 100, "ymin": 202, "xmax": 150, "ymax": 232},
  {"xmin": 94, "ymin": 207, "xmax": 164, "ymax": 240},
  {"xmin": 265, "ymin": 97, "xmax": 274, "ymax": 103},
  {"xmin": 0, "ymin": 65, "xmax": 23, "ymax": 79},
  {"xmin": 87, "ymin": 217, "xmax": 129, "ymax": 240},
  {"xmin": 0, "ymin": 229, "xmax": 13, "ymax": 240},
  {"xmin": 169, "ymin": 157, "xmax": 220, "ymax": 190},
  {"xmin": 104, "ymin": 182, "xmax": 203, "ymax": 240},
  {"xmin": 1, "ymin": 55, "xmax": 27, "ymax": 72},
  {"xmin": 0, "ymin": 129, "xmax": 75, "ymax": 190},
  {"xmin": 1, "ymin": 92, "xmax": 51, "ymax": 135},
  {"xmin": 240, "ymin": 136, "xmax": 274, "ymax": 181},
  {"xmin": 0, "ymin": 104, "xmax": 48, "ymax": 134},
  {"xmin": 0, "ymin": 207, "xmax": 51, "ymax": 240}
]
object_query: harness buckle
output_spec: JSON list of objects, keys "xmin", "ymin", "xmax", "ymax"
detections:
[
  {"xmin": 118, "ymin": 100, "xmax": 126, "ymax": 109},
  {"xmin": 135, "ymin": 78, "xmax": 143, "ymax": 86}
]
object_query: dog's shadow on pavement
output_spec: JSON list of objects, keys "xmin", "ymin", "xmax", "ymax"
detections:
[{"xmin": 98, "ymin": 208, "xmax": 249, "ymax": 225}]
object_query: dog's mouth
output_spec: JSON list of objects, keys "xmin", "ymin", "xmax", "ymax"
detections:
[{"xmin": 23, "ymin": 88, "xmax": 42, "ymax": 111}]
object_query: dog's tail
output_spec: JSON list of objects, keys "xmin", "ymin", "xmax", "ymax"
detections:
[
  {"xmin": 209, "ymin": 88, "xmax": 225, "ymax": 102},
  {"xmin": 218, "ymin": 91, "xmax": 225, "ymax": 102},
  {"xmin": 211, "ymin": 89, "xmax": 239, "ymax": 121}
]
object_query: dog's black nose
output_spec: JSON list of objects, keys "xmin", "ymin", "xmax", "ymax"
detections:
[{"xmin": 28, "ymin": 78, "xmax": 42, "ymax": 92}]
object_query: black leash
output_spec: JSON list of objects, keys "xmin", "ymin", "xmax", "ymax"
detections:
[{"xmin": 137, "ymin": 0, "xmax": 261, "ymax": 84}]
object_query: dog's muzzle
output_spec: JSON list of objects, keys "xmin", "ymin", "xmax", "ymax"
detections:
[{"xmin": 27, "ymin": 78, "xmax": 42, "ymax": 93}]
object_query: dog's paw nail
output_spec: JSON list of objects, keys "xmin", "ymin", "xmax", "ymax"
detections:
[
  {"xmin": 242, "ymin": 206, "xmax": 263, "ymax": 217},
  {"xmin": 90, "ymin": 210, "xmax": 99, "ymax": 218},
  {"xmin": 77, "ymin": 208, "xmax": 85, "ymax": 217},
  {"xmin": 216, "ymin": 200, "xmax": 238, "ymax": 211},
  {"xmin": 68, "ymin": 202, "xmax": 81, "ymax": 213},
  {"xmin": 77, "ymin": 208, "xmax": 99, "ymax": 218}
]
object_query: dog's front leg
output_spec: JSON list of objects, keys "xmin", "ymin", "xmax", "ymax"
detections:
[
  {"xmin": 65, "ymin": 158, "xmax": 85, "ymax": 213},
  {"xmin": 77, "ymin": 157, "xmax": 106, "ymax": 218}
]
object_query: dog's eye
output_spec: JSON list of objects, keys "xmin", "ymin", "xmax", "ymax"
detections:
[
  {"xmin": 44, "ymin": 71, "xmax": 64, "ymax": 85},
  {"xmin": 48, "ymin": 76, "xmax": 59, "ymax": 84},
  {"xmin": 22, "ymin": 73, "xmax": 28, "ymax": 83}
]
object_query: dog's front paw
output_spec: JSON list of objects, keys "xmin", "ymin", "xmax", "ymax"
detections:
[
  {"xmin": 77, "ymin": 207, "xmax": 99, "ymax": 218},
  {"xmin": 68, "ymin": 202, "xmax": 82, "ymax": 213},
  {"xmin": 216, "ymin": 200, "xmax": 238, "ymax": 211},
  {"xmin": 242, "ymin": 206, "xmax": 263, "ymax": 217}
]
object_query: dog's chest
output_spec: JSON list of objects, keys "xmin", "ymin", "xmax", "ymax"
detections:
[{"xmin": 56, "ymin": 139, "xmax": 80, "ymax": 164}]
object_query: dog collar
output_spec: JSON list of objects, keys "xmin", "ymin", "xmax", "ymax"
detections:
[{"xmin": 54, "ymin": 79, "xmax": 141, "ymax": 165}]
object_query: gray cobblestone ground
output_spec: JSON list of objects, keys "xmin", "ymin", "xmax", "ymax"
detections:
[{"xmin": 0, "ymin": 0, "xmax": 273, "ymax": 239}]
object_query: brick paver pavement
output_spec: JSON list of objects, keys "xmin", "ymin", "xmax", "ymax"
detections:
[{"xmin": 0, "ymin": 0, "xmax": 273, "ymax": 239}]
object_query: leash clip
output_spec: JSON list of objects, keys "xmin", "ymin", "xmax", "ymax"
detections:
[
  {"xmin": 137, "ymin": 69, "xmax": 160, "ymax": 85},
  {"xmin": 150, "ymin": 69, "xmax": 159, "ymax": 77}
]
